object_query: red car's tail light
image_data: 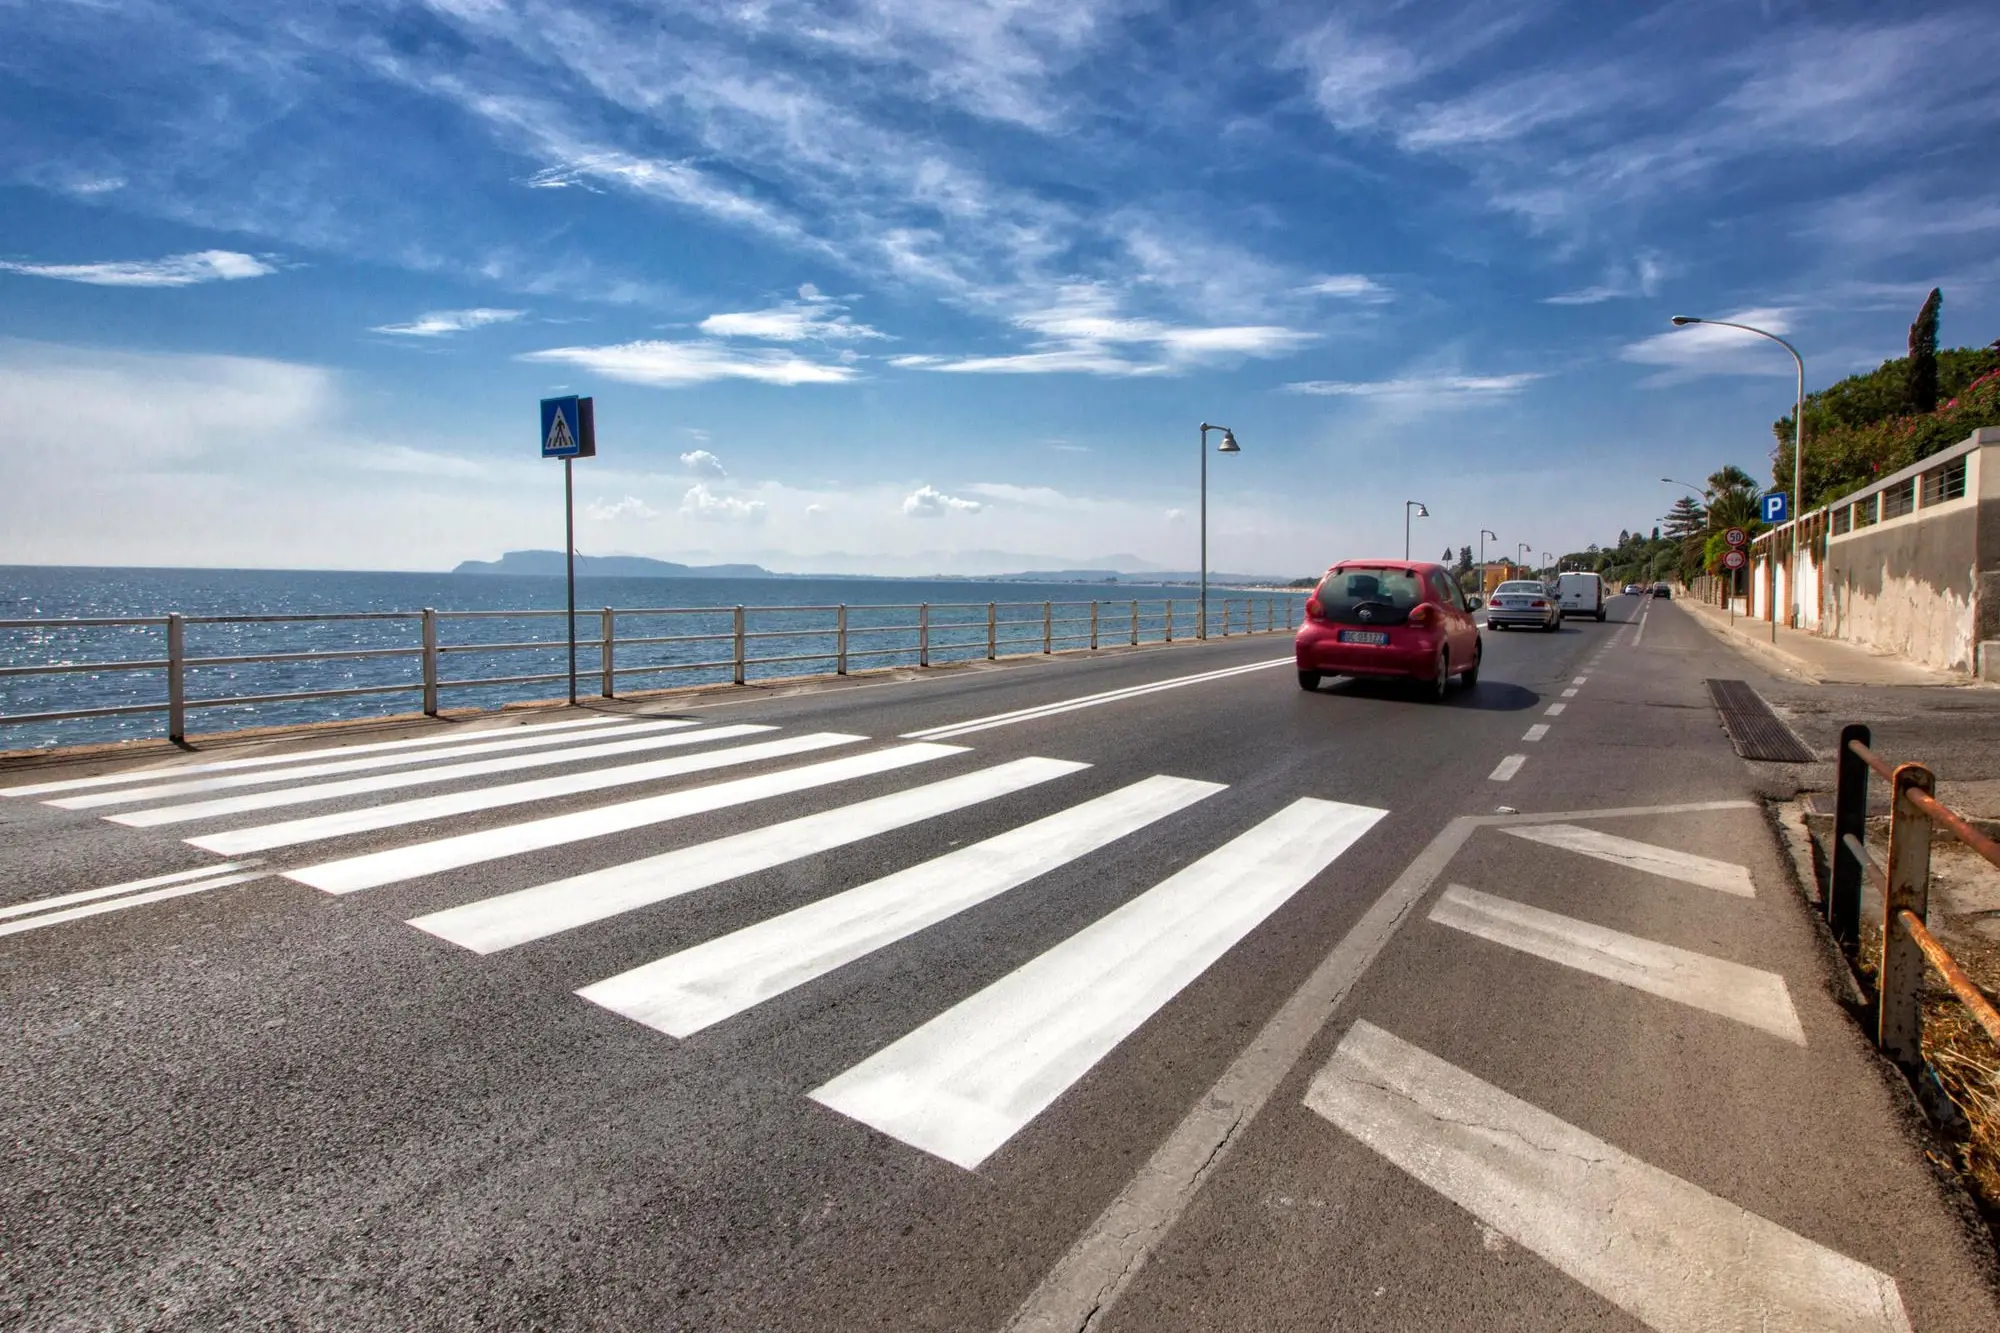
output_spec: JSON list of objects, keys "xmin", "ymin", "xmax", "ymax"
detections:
[
  {"xmin": 1407, "ymin": 604, "xmax": 1440, "ymax": 628},
  {"xmin": 1304, "ymin": 597, "xmax": 1322, "ymax": 620}
]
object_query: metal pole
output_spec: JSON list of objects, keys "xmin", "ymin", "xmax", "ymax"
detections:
[
  {"xmin": 732, "ymin": 605, "xmax": 746, "ymax": 685},
  {"xmin": 1043, "ymin": 601, "xmax": 1052, "ymax": 653},
  {"xmin": 167, "ymin": 612, "xmax": 185, "ymax": 743},
  {"xmin": 1089, "ymin": 601, "xmax": 1099, "ymax": 650},
  {"xmin": 1404, "ymin": 505, "xmax": 1411, "ymax": 560},
  {"xmin": 1199, "ymin": 425, "xmax": 1208, "ymax": 640},
  {"xmin": 1165, "ymin": 599, "xmax": 1174, "ymax": 642},
  {"xmin": 600, "ymin": 607, "xmax": 614, "ymax": 698},
  {"xmin": 919, "ymin": 603, "xmax": 930, "ymax": 667},
  {"xmin": 421, "ymin": 608, "xmax": 438, "ymax": 716},
  {"xmin": 837, "ymin": 604, "xmax": 849, "ymax": 674},
  {"xmin": 1880, "ymin": 761, "xmax": 1936, "ymax": 1074},
  {"xmin": 1130, "ymin": 599, "xmax": 1139, "ymax": 646},
  {"xmin": 1830, "ymin": 724, "xmax": 1870, "ymax": 951},
  {"xmin": 564, "ymin": 456, "xmax": 577, "ymax": 705},
  {"xmin": 986, "ymin": 603, "xmax": 996, "ymax": 660},
  {"xmin": 1791, "ymin": 348, "xmax": 1805, "ymax": 635}
]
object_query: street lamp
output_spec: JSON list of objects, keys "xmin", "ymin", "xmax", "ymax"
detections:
[
  {"xmin": 1516, "ymin": 542, "xmax": 1533, "ymax": 572},
  {"xmin": 1478, "ymin": 528, "xmax": 1497, "ymax": 589},
  {"xmin": 1404, "ymin": 500, "xmax": 1429, "ymax": 560},
  {"xmin": 1198, "ymin": 422, "xmax": 1240, "ymax": 639},
  {"xmin": 1671, "ymin": 315, "xmax": 1805, "ymax": 640},
  {"xmin": 1661, "ymin": 477, "xmax": 1705, "ymax": 495}
]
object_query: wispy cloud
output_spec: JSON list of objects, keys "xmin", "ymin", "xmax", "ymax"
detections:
[
  {"xmin": 372, "ymin": 307, "xmax": 525, "ymax": 337},
  {"xmin": 1543, "ymin": 253, "xmax": 1668, "ymax": 305},
  {"xmin": 679, "ymin": 449, "xmax": 728, "ymax": 477},
  {"xmin": 520, "ymin": 341, "xmax": 859, "ymax": 387},
  {"xmin": 1284, "ymin": 373, "xmax": 1542, "ymax": 399},
  {"xmin": 1301, "ymin": 274, "xmax": 1391, "ymax": 302},
  {"xmin": 587, "ymin": 495, "xmax": 659, "ymax": 521},
  {"xmin": 681, "ymin": 482, "xmax": 766, "ymax": 521},
  {"xmin": 0, "ymin": 250, "xmax": 275, "ymax": 288},
  {"xmin": 699, "ymin": 284, "xmax": 887, "ymax": 342},
  {"xmin": 1619, "ymin": 308, "xmax": 1799, "ymax": 383},
  {"xmin": 902, "ymin": 484, "xmax": 982, "ymax": 517}
]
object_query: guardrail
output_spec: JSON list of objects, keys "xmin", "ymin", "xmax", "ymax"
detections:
[
  {"xmin": 1, "ymin": 596, "xmax": 1297, "ymax": 745},
  {"xmin": 1829, "ymin": 724, "xmax": 2000, "ymax": 1075}
]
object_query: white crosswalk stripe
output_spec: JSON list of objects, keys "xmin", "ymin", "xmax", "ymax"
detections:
[
  {"xmin": 1429, "ymin": 885, "xmax": 1803, "ymax": 1043},
  {"xmin": 194, "ymin": 731, "xmax": 866, "ymax": 857},
  {"xmin": 579, "ymin": 774, "xmax": 1224, "ymax": 1037},
  {"xmin": 1307, "ymin": 1022, "xmax": 1911, "ymax": 1332},
  {"xmin": 108, "ymin": 724, "xmax": 773, "ymax": 827},
  {"xmin": 809, "ymin": 796, "xmax": 1386, "ymax": 1169},
  {"xmin": 51, "ymin": 718, "xmax": 700, "ymax": 809},
  {"xmin": 0, "ymin": 861, "xmax": 261, "ymax": 922},
  {"xmin": 412, "ymin": 756, "xmax": 1088, "ymax": 953},
  {"xmin": 286, "ymin": 740, "xmax": 963, "ymax": 894},
  {"xmin": 1504, "ymin": 823, "xmax": 1755, "ymax": 896},
  {"xmin": 1, "ymin": 714, "xmax": 623, "ymax": 798},
  {"xmin": 0, "ymin": 870, "xmax": 271, "ymax": 938}
]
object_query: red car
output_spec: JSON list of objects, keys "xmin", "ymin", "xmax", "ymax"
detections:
[{"xmin": 1295, "ymin": 560, "xmax": 1483, "ymax": 698}]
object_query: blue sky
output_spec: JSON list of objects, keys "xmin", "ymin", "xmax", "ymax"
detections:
[{"xmin": 2, "ymin": 0, "xmax": 1996, "ymax": 576}]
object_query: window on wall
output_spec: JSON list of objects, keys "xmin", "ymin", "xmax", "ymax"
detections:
[
  {"xmin": 1880, "ymin": 478, "xmax": 1916, "ymax": 519},
  {"xmin": 1853, "ymin": 494, "xmax": 1879, "ymax": 528},
  {"xmin": 1920, "ymin": 455, "xmax": 1968, "ymax": 506},
  {"xmin": 1830, "ymin": 504, "xmax": 1852, "ymax": 535}
]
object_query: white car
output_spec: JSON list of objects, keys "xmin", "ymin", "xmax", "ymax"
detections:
[
  {"xmin": 1484, "ymin": 580, "xmax": 1561, "ymax": 631},
  {"xmin": 1557, "ymin": 572, "xmax": 1606, "ymax": 622}
]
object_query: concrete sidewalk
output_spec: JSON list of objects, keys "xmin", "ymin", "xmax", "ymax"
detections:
[{"xmin": 1678, "ymin": 594, "xmax": 1969, "ymax": 686}]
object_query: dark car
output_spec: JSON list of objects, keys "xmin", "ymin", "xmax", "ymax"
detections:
[
  {"xmin": 1295, "ymin": 561, "xmax": 1483, "ymax": 699},
  {"xmin": 1651, "ymin": 582, "xmax": 1672, "ymax": 599}
]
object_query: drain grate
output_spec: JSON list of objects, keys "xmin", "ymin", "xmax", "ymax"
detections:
[{"xmin": 1706, "ymin": 679, "xmax": 1816, "ymax": 763}]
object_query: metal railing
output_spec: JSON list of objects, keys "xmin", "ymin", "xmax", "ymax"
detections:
[
  {"xmin": 1, "ymin": 596, "xmax": 1298, "ymax": 745},
  {"xmin": 1830, "ymin": 724, "xmax": 2000, "ymax": 1074}
]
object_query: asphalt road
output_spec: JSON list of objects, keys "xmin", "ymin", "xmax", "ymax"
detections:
[{"xmin": 4, "ymin": 596, "xmax": 1996, "ymax": 1331}]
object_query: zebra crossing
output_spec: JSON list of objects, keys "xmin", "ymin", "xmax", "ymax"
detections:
[{"xmin": 1, "ymin": 713, "xmax": 1386, "ymax": 1171}]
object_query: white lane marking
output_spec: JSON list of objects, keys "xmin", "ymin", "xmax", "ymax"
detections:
[
  {"xmin": 415, "ymin": 756, "xmax": 1087, "ymax": 953},
  {"xmin": 1429, "ymin": 886, "xmax": 1804, "ymax": 1042},
  {"xmin": 193, "ymin": 732, "xmax": 862, "ymax": 857},
  {"xmin": 1505, "ymin": 823, "xmax": 1755, "ymax": 896},
  {"xmin": 285, "ymin": 741, "xmax": 963, "ymax": 895},
  {"xmin": 1633, "ymin": 605, "xmax": 1650, "ymax": 646},
  {"xmin": 580, "ymin": 775, "xmax": 1223, "ymax": 1037},
  {"xmin": 1306, "ymin": 1023, "xmax": 1905, "ymax": 1331},
  {"xmin": 0, "ymin": 871, "xmax": 270, "ymax": 938},
  {"xmin": 1522, "ymin": 724, "xmax": 1549, "ymax": 742},
  {"xmin": 0, "ymin": 861, "xmax": 259, "ymax": 921},
  {"xmin": 1572, "ymin": 676, "xmax": 1587, "ymax": 684},
  {"xmin": 52, "ymin": 719, "xmax": 696, "ymax": 809},
  {"xmin": 2, "ymin": 715, "xmax": 620, "ymax": 798},
  {"xmin": 1488, "ymin": 755, "xmax": 1526, "ymax": 781},
  {"xmin": 1544, "ymin": 702, "xmax": 1566, "ymax": 716},
  {"xmin": 1560, "ymin": 687, "xmax": 1579, "ymax": 698},
  {"xmin": 811, "ymin": 797, "xmax": 1386, "ymax": 1171},
  {"xmin": 901, "ymin": 657, "xmax": 1291, "ymax": 741},
  {"xmin": 110, "ymin": 724, "xmax": 772, "ymax": 828}
]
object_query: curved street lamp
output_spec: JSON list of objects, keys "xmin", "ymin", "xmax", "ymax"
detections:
[
  {"xmin": 1404, "ymin": 500, "xmax": 1429, "ymax": 560},
  {"xmin": 1671, "ymin": 315, "xmax": 1804, "ymax": 640},
  {"xmin": 1198, "ymin": 422, "xmax": 1240, "ymax": 639},
  {"xmin": 1478, "ymin": 528, "xmax": 1497, "ymax": 586}
]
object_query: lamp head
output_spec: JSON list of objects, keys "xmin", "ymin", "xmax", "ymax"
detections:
[
  {"xmin": 1414, "ymin": 502, "xmax": 1429, "ymax": 518},
  {"xmin": 1216, "ymin": 428, "xmax": 1239, "ymax": 453},
  {"xmin": 1670, "ymin": 315, "xmax": 1699, "ymax": 326}
]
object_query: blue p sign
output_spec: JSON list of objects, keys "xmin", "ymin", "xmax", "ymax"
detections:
[{"xmin": 1760, "ymin": 491, "xmax": 1789, "ymax": 524}]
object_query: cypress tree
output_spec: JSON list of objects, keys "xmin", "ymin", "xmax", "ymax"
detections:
[{"xmin": 1907, "ymin": 287, "xmax": 1941, "ymax": 414}]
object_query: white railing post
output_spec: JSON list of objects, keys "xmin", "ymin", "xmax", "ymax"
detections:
[
  {"xmin": 986, "ymin": 603, "xmax": 997, "ymax": 660},
  {"xmin": 836, "ymin": 604, "xmax": 849, "ymax": 675},
  {"xmin": 919, "ymin": 603, "xmax": 930, "ymax": 667},
  {"xmin": 600, "ymin": 607, "xmax": 615, "ymax": 698},
  {"xmin": 1043, "ymin": 601, "xmax": 1052, "ymax": 653},
  {"xmin": 1222, "ymin": 598, "xmax": 1231, "ymax": 636},
  {"xmin": 1090, "ymin": 601, "xmax": 1099, "ymax": 650},
  {"xmin": 167, "ymin": 612, "xmax": 186, "ymax": 743},
  {"xmin": 421, "ymin": 608, "xmax": 439, "ymax": 716},
  {"xmin": 732, "ymin": 605, "xmax": 746, "ymax": 685}
]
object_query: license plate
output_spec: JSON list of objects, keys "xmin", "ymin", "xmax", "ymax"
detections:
[{"xmin": 1338, "ymin": 629, "xmax": 1389, "ymax": 645}]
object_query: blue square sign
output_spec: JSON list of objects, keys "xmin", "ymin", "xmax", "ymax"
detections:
[
  {"xmin": 1759, "ymin": 491, "xmax": 1789, "ymax": 524},
  {"xmin": 540, "ymin": 395, "xmax": 596, "ymax": 459}
]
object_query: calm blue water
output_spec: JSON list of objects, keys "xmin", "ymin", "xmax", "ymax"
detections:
[{"xmin": 0, "ymin": 566, "xmax": 1298, "ymax": 750}]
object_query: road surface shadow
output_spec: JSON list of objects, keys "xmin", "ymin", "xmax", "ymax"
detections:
[{"xmin": 1314, "ymin": 678, "xmax": 1541, "ymax": 711}]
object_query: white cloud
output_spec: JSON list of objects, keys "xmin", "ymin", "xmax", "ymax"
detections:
[
  {"xmin": 1284, "ymin": 373, "xmax": 1542, "ymax": 399},
  {"xmin": 902, "ymin": 484, "xmax": 983, "ymax": 517},
  {"xmin": 1165, "ymin": 507, "xmax": 1187, "ymax": 524},
  {"xmin": 1543, "ymin": 253, "xmax": 1669, "ymax": 305},
  {"xmin": 679, "ymin": 448, "xmax": 728, "ymax": 477},
  {"xmin": 0, "ymin": 250, "xmax": 275, "ymax": 287},
  {"xmin": 1301, "ymin": 274, "xmax": 1391, "ymax": 302},
  {"xmin": 587, "ymin": 495, "xmax": 659, "ymax": 520},
  {"xmin": 1619, "ymin": 309, "xmax": 1799, "ymax": 382},
  {"xmin": 372, "ymin": 307, "xmax": 525, "ymax": 337},
  {"xmin": 520, "ymin": 340, "xmax": 859, "ymax": 386},
  {"xmin": 681, "ymin": 482, "xmax": 766, "ymax": 521},
  {"xmin": 699, "ymin": 286, "xmax": 887, "ymax": 342},
  {"xmin": 964, "ymin": 482, "xmax": 1076, "ymax": 507},
  {"xmin": 358, "ymin": 445, "xmax": 485, "ymax": 478}
]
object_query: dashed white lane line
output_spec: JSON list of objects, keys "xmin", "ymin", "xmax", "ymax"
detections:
[
  {"xmin": 1544, "ymin": 702, "xmax": 1566, "ymax": 716},
  {"xmin": 579, "ymin": 774, "xmax": 1222, "ymax": 1037},
  {"xmin": 0, "ymin": 861, "xmax": 260, "ymax": 921},
  {"xmin": 1504, "ymin": 824, "xmax": 1756, "ymax": 896},
  {"xmin": 1633, "ymin": 605, "xmax": 1651, "ymax": 646},
  {"xmin": 902, "ymin": 657, "xmax": 1291, "ymax": 741},
  {"xmin": 1305, "ymin": 1023, "xmax": 1906, "ymax": 1332},
  {"xmin": 1488, "ymin": 755, "xmax": 1526, "ymax": 781},
  {"xmin": 812, "ymin": 797, "xmax": 1386, "ymax": 1170},
  {"xmin": 1429, "ymin": 885, "xmax": 1804, "ymax": 1043},
  {"xmin": 1560, "ymin": 687, "xmax": 1579, "ymax": 698},
  {"xmin": 1572, "ymin": 676, "xmax": 1588, "ymax": 684},
  {"xmin": 409, "ymin": 757, "xmax": 1086, "ymax": 952},
  {"xmin": 1522, "ymin": 724, "xmax": 1549, "ymax": 742},
  {"xmin": 0, "ymin": 870, "xmax": 270, "ymax": 938}
]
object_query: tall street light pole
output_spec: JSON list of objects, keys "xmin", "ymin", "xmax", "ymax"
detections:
[
  {"xmin": 1672, "ymin": 316, "xmax": 1804, "ymax": 642},
  {"xmin": 1516, "ymin": 542, "xmax": 1533, "ymax": 572},
  {"xmin": 1479, "ymin": 528, "xmax": 1497, "ymax": 591},
  {"xmin": 1198, "ymin": 423, "xmax": 1240, "ymax": 640},
  {"xmin": 1404, "ymin": 500, "xmax": 1429, "ymax": 560}
]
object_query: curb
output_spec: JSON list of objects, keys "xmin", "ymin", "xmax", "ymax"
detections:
[{"xmin": 1678, "ymin": 600, "xmax": 1826, "ymax": 683}]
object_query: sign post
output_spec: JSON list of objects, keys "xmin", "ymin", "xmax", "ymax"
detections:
[
  {"xmin": 1724, "ymin": 527, "xmax": 1748, "ymax": 623},
  {"xmin": 540, "ymin": 396, "xmax": 596, "ymax": 705}
]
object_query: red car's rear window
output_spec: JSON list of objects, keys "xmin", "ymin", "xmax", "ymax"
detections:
[{"xmin": 1315, "ymin": 567, "xmax": 1425, "ymax": 623}]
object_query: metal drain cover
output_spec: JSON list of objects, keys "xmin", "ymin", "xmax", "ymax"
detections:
[{"xmin": 1706, "ymin": 679, "xmax": 1816, "ymax": 763}]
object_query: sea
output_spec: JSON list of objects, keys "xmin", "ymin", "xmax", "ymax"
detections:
[{"xmin": 0, "ymin": 566, "xmax": 1295, "ymax": 750}]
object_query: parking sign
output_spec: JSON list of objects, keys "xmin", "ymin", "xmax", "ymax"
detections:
[{"xmin": 1759, "ymin": 491, "xmax": 1788, "ymax": 524}]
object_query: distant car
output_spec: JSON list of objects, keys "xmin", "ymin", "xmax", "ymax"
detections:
[
  {"xmin": 1651, "ymin": 582, "xmax": 1673, "ymax": 599},
  {"xmin": 1557, "ymin": 572, "xmax": 1607, "ymax": 622},
  {"xmin": 1484, "ymin": 579, "xmax": 1561, "ymax": 632},
  {"xmin": 1621, "ymin": 583, "xmax": 1641, "ymax": 595},
  {"xmin": 1296, "ymin": 560, "xmax": 1483, "ymax": 699}
]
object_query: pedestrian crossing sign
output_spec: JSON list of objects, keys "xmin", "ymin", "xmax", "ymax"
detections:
[{"xmin": 540, "ymin": 395, "xmax": 596, "ymax": 459}]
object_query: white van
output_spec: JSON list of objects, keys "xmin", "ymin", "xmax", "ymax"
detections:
[{"xmin": 1556, "ymin": 572, "xmax": 1606, "ymax": 621}]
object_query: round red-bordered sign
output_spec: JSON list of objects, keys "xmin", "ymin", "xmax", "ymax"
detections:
[
  {"xmin": 1723, "ymin": 549, "xmax": 1747, "ymax": 569},
  {"xmin": 1724, "ymin": 526, "xmax": 1748, "ymax": 547}
]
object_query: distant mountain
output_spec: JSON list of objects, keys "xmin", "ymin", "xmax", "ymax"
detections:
[{"xmin": 454, "ymin": 551, "xmax": 772, "ymax": 578}]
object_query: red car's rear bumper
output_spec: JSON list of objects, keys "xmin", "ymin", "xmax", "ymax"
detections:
[{"xmin": 1295, "ymin": 623, "xmax": 1443, "ymax": 678}]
